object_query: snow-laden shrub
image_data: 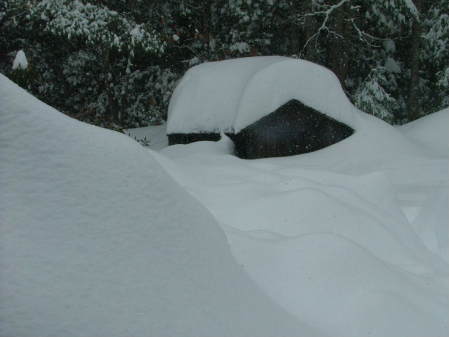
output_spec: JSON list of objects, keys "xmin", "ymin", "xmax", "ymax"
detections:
[{"xmin": 354, "ymin": 67, "xmax": 398, "ymax": 123}]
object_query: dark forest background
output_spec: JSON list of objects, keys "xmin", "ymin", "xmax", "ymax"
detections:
[{"xmin": 1, "ymin": 0, "xmax": 447, "ymax": 129}]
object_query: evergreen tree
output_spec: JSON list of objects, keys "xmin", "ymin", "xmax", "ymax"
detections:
[
  {"xmin": 0, "ymin": 0, "xmax": 446, "ymax": 128},
  {"xmin": 422, "ymin": 0, "xmax": 449, "ymax": 110}
]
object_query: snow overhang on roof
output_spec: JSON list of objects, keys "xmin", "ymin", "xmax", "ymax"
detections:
[{"xmin": 167, "ymin": 56, "xmax": 358, "ymax": 134}]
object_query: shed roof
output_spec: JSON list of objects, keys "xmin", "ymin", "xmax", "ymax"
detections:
[{"xmin": 167, "ymin": 56, "xmax": 358, "ymax": 134}]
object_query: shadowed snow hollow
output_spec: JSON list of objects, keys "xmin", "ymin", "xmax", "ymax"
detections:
[{"xmin": 0, "ymin": 75, "xmax": 318, "ymax": 337}]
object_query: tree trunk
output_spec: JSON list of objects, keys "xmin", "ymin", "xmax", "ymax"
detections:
[
  {"xmin": 407, "ymin": 0, "xmax": 422, "ymax": 121},
  {"xmin": 303, "ymin": 1, "xmax": 318, "ymax": 60},
  {"xmin": 328, "ymin": 3, "xmax": 349, "ymax": 89},
  {"xmin": 103, "ymin": 49, "xmax": 120, "ymax": 124}
]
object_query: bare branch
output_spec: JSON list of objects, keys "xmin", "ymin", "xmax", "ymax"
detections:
[{"xmin": 299, "ymin": 0, "xmax": 350, "ymax": 57}]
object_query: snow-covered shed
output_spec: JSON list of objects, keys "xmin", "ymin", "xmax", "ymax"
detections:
[{"xmin": 167, "ymin": 56, "xmax": 355, "ymax": 159}]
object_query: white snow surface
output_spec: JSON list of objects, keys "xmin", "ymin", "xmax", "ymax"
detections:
[
  {"xmin": 125, "ymin": 123, "xmax": 168, "ymax": 150},
  {"xmin": 12, "ymin": 50, "xmax": 28, "ymax": 70},
  {"xmin": 0, "ymin": 75, "xmax": 320, "ymax": 337},
  {"xmin": 159, "ymin": 111, "xmax": 449, "ymax": 336},
  {"xmin": 167, "ymin": 56, "xmax": 357, "ymax": 134},
  {"xmin": 400, "ymin": 108, "xmax": 449, "ymax": 157}
]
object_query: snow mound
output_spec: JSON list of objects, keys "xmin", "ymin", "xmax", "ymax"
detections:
[
  {"xmin": 159, "ymin": 115, "xmax": 449, "ymax": 336},
  {"xmin": 400, "ymin": 108, "xmax": 449, "ymax": 157},
  {"xmin": 412, "ymin": 188, "xmax": 449, "ymax": 262},
  {"xmin": 226, "ymin": 232, "xmax": 449, "ymax": 337},
  {"xmin": 0, "ymin": 75, "xmax": 317, "ymax": 337},
  {"xmin": 167, "ymin": 56, "xmax": 357, "ymax": 134}
]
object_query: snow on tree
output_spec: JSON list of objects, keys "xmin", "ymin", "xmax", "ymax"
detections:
[
  {"xmin": 293, "ymin": 0, "xmax": 420, "ymax": 121},
  {"xmin": 422, "ymin": 0, "xmax": 449, "ymax": 109},
  {"xmin": 30, "ymin": 0, "xmax": 164, "ymax": 56},
  {"xmin": 0, "ymin": 0, "xmax": 447, "ymax": 127},
  {"xmin": 12, "ymin": 49, "xmax": 28, "ymax": 70},
  {"xmin": 354, "ymin": 66, "xmax": 397, "ymax": 123},
  {"xmin": 22, "ymin": 0, "xmax": 168, "ymax": 125}
]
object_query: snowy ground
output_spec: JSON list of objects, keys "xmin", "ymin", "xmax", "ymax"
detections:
[
  {"xmin": 130, "ymin": 109, "xmax": 449, "ymax": 337},
  {"xmin": 126, "ymin": 123, "xmax": 168, "ymax": 150},
  {"xmin": 0, "ymin": 75, "xmax": 318, "ymax": 337},
  {"xmin": 2, "ymin": 72, "xmax": 448, "ymax": 337}
]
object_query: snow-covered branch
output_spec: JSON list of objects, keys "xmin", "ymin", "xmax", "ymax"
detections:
[{"xmin": 30, "ymin": 0, "xmax": 165, "ymax": 55}]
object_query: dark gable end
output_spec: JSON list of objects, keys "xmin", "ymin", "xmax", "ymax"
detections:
[
  {"xmin": 230, "ymin": 99, "xmax": 354, "ymax": 159},
  {"xmin": 168, "ymin": 133, "xmax": 221, "ymax": 145},
  {"xmin": 167, "ymin": 99, "xmax": 354, "ymax": 159}
]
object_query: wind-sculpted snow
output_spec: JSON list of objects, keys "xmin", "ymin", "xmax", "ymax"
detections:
[
  {"xmin": 226, "ymin": 232, "xmax": 449, "ymax": 337},
  {"xmin": 0, "ymin": 75, "xmax": 319, "ymax": 337},
  {"xmin": 400, "ymin": 108, "xmax": 449, "ymax": 157},
  {"xmin": 160, "ymin": 126, "xmax": 449, "ymax": 337}
]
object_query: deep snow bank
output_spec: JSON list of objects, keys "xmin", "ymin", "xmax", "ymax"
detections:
[
  {"xmin": 0, "ymin": 75, "xmax": 317, "ymax": 337},
  {"xmin": 400, "ymin": 108, "xmax": 449, "ymax": 157},
  {"xmin": 160, "ymin": 129, "xmax": 449, "ymax": 337}
]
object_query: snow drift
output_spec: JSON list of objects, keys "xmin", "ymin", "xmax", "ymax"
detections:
[
  {"xmin": 161, "ymin": 72, "xmax": 449, "ymax": 337},
  {"xmin": 160, "ymin": 135, "xmax": 449, "ymax": 337},
  {"xmin": 400, "ymin": 108, "xmax": 449, "ymax": 157},
  {"xmin": 0, "ymin": 75, "xmax": 318, "ymax": 337}
]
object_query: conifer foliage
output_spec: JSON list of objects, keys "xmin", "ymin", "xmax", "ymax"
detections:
[{"xmin": 0, "ymin": 0, "xmax": 447, "ymax": 128}]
